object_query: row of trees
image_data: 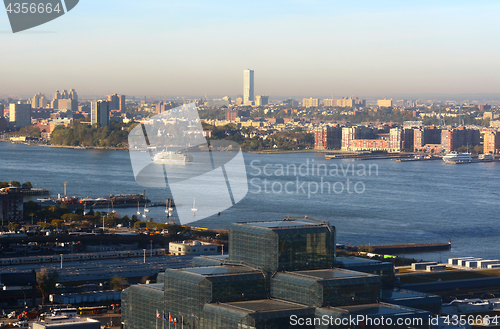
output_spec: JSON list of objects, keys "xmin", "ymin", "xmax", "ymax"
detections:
[
  {"xmin": 203, "ymin": 123, "xmax": 314, "ymax": 151},
  {"xmin": 0, "ymin": 180, "xmax": 33, "ymax": 189},
  {"xmin": 50, "ymin": 121, "xmax": 138, "ymax": 148}
]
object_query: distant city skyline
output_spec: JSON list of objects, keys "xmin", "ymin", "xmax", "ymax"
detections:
[{"xmin": 2, "ymin": 1, "xmax": 500, "ymax": 97}]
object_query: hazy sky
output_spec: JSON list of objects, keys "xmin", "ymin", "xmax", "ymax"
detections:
[{"xmin": 1, "ymin": 0, "xmax": 500, "ymax": 98}]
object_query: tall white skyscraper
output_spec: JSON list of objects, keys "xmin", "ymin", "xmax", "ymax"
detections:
[{"xmin": 243, "ymin": 69, "xmax": 254, "ymax": 105}]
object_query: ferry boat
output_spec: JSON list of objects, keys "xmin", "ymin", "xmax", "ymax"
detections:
[
  {"xmin": 152, "ymin": 151, "xmax": 193, "ymax": 165},
  {"xmin": 442, "ymin": 151, "xmax": 472, "ymax": 163}
]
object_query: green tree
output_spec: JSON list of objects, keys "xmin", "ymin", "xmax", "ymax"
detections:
[
  {"xmin": 51, "ymin": 219, "xmax": 63, "ymax": 229},
  {"xmin": 36, "ymin": 269, "xmax": 59, "ymax": 304},
  {"xmin": 22, "ymin": 181, "xmax": 33, "ymax": 189},
  {"xmin": 110, "ymin": 275, "xmax": 129, "ymax": 291},
  {"xmin": 9, "ymin": 181, "xmax": 21, "ymax": 188}
]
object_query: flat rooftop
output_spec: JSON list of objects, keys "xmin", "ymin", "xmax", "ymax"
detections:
[
  {"xmin": 329, "ymin": 303, "xmax": 428, "ymax": 316},
  {"xmin": 182, "ymin": 265, "xmax": 258, "ymax": 276},
  {"xmin": 236, "ymin": 217, "xmax": 327, "ymax": 229},
  {"xmin": 337, "ymin": 256, "xmax": 388, "ymax": 265},
  {"xmin": 223, "ymin": 299, "xmax": 311, "ymax": 312},
  {"xmin": 292, "ymin": 268, "xmax": 375, "ymax": 280},
  {"xmin": 381, "ymin": 289, "xmax": 435, "ymax": 301}
]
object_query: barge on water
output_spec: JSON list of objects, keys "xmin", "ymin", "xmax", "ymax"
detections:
[{"xmin": 357, "ymin": 242, "xmax": 451, "ymax": 254}]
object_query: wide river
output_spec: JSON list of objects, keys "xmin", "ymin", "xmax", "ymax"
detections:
[{"xmin": 1, "ymin": 142, "xmax": 499, "ymax": 262}]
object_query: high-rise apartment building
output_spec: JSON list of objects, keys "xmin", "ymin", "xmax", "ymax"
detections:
[
  {"xmin": 255, "ymin": 95, "xmax": 269, "ymax": 107},
  {"xmin": 484, "ymin": 130, "xmax": 500, "ymax": 154},
  {"xmin": 91, "ymin": 101, "xmax": 110, "ymax": 127},
  {"xmin": 314, "ymin": 126, "xmax": 342, "ymax": 150},
  {"xmin": 119, "ymin": 95, "xmax": 126, "ymax": 112},
  {"xmin": 107, "ymin": 94, "xmax": 126, "ymax": 112},
  {"xmin": 243, "ymin": 69, "xmax": 254, "ymax": 105},
  {"xmin": 302, "ymin": 97, "xmax": 319, "ymax": 108},
  {"xmin": 31, "ymin": 93, "xmax": 48, "ymax": 108},
  {"xmin": 377, "ymin": 99, "xmax": 393, "ymax": 107},
  {"xmin": 0, "ymin": 104, "xmax": 4, "ymax": 118},
  {"xmin": 9, "ymin": 103, "xmax": 32, "ymax": 128}
]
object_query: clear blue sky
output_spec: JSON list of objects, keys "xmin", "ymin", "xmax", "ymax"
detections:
[{"xmin": 1, "ymin": 0, "xmax": 500, "ymax": 98}]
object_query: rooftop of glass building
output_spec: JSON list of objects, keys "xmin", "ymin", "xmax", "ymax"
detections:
[
  {"xmin": 292, "ymin": 268, "xmax": 376, "ymax": 280},
  {"xmin": 214, "ymin": 299, "xmax": 313, "ymax": 313},
  {"xmin": 326, "ymin": 302, "xmax": 430, "ymax": 317},
  {"xmin": 179, "ymin": 265, "xmax": 259, "ymax": 276},
  {"xmin": 235, "ymin": 216, "xmax": 329, "ymax": 230}
]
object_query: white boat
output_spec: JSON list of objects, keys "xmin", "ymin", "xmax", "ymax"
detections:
[
  {"xmin": 443, "ymin": 152, "xmax": 472, "ymax": 163},
  {"xmin": 152, "ymin": 151, "xmax": 193, "ymax": 165},
  {"xmin": 479, "ymin": 153, "xmax": 493, "ymax": 161},
  {"xmin": 191, "ymin": 199, "xmax": 198, "ymax": 215}
]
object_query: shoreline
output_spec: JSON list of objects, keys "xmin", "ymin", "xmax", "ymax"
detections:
[{"xmin": 0, "ymin": 139, "xmax": 128, "ymax": 151}]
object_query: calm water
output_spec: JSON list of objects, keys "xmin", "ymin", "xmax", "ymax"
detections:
[{"xmin": 1, "ymin": 142, "xmax": 499, "ymax": 261}]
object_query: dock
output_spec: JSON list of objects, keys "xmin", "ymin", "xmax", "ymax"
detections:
[{"xmin": 356, "ymin": 242, "xmax": 451, "ymax": 254}]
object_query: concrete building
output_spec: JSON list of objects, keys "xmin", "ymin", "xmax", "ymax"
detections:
[
  {"xmin": 90, "ymin": 101, "xmax": 110, "ymax": 127},
  {"xmin": 255, "ymin": 95, "xmax": 269, "ymax": 106},
  {"xmin": 31, "ymin": 93, "xmax": 48, "ymax": 108},
  {"xmin": 0, "ymin": 188, "xmax": 24, "ymax": 223},
  {"xmin": 314, "ymin": 126, "xmax": 342, "ymax": 150},
  {"xmin": 57, "ymin": 99, "xmax": 78, "ymax": 112},
  {"xmin": 155, "ymin": 101, "xmax": 176, "ymax": 114},
  {"xmin": 225, "ymin": 109, "xmax": 249, "ymax": 121},
  {"xmin": 107, "ymin": 94, "xmax": 120, "ymax": 112},
  {"xmin": 243, "ymin": 69, "xmax": 254, "ymax": 105},
  {"xmin": 302, "ymin": 97, "xmax": 319, "ymax": 108},
  {"xmin": 169, "ymin": 241, "xmax": 218, "ymax": 256},
  {"xmin": 377, "ymin": 99, "xmax": 393, "ymax": 107},
  {"xmin": 9, "ymin": 103, "xmax": 31, "ymax": 129},
  {"xmin": 0, "ymin": 104, "xmax": 4, "ymax": 118},
  {"xmin": 335, "ymin": 97, "xmax": 365, "ymax": 108},
  {"xmin": 341, "ymin": 126, "xmax": 374, "ymax": 150},
  {"xmin": 484, "ymin": 130, "xmax": 500, "ymax": 154},
  {"xmin": 33, "ymin": 318, "xmax": 100, "ymax": 329}
]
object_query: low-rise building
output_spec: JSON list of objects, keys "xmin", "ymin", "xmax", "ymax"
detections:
[{"xmin": 169, "ymin": 241, "xmax": 217, "ymax": 256}]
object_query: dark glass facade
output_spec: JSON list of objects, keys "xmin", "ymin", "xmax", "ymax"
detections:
[
  {"xmin": 163, "ymin": 266, "xmax": 267, "ymax": 329},
  {"xmin": 271, "ymin": 269, "xmax": 380, "ymax": 307},
  {"xmin": 229, "ymin": 219, "xmax": 335, "ymax": 272},
  {"xmin": 121, "ymin": 284, "xmax": 164, "ymax": 329}
]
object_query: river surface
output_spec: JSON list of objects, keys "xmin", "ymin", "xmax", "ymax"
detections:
[{"xmin": 1, "ymin": 142, "xmax": 499, "ymax": 262}]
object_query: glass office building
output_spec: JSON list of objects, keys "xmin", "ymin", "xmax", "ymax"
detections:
[
  {"xmin": 271, "ymin": 269, "xmax": 380, "ymax": 307},
  {"xmin": 229, "ymin": 218, "xmax": 336, "ymax": 272},
  {"xmin": 121, "ymin": 284, "xmax": 164, "ymax": 329},
  {"xmin": 164, "ymin": 266, "xmax": 267, "ymax": 328},
  {"xmin": 201, "ymin": 299, "xmax": 316, "ymax": 329},
  {"xmin": 123, "ymin": 217, "xmax": 436, "ymax": 329}
]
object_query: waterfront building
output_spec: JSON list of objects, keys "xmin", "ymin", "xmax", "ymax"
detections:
[
  {"xmin": 314, "ymin": 126, "xmax": 342, "ymax": 150},
  {"xmin": 122, "ymin": 217, "xmax": 433, "ymax": 329},
  {"xmin": 484, "ymin": 130, "xmax": 500, "ymax": 154},
  {"xmin": 90, "ymin": 101, "xmax": 110, "ymax": 127},
  {"xmin": 9, "ymin": 102, "xmax": 31, "ymax": 129},
  {"xmin": 243, "ymin": 69, "xmax": 254, "ymax": 105},
  {"xmin": 341, "ymin": 126, "xmax": 374, "ymax": 150}
]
